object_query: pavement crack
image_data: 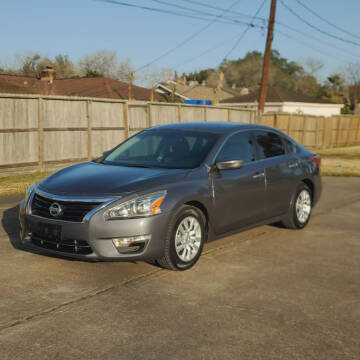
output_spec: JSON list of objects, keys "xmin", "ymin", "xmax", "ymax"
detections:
[
  {"xmin": 0, "ymin": 230, "xmax": 271, "ymax": 333},
  {"xmin": 0, "ymin": 268, "xmax": 162, "ymax": 333}
]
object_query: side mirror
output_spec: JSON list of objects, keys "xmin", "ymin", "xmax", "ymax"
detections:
[
  {"xmin": 216, "ymin": 160, "xmax": 244, "ymax": 170},
  {"xmin": 102, "ymin": 150, "xmax": 111, "ymax": 158}
]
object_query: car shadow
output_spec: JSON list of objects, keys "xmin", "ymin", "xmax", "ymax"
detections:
[
  {"xmin": 1, "ymin": 205, "xmax": 83, "ymax": 262},
  {"xmin": 1, "ymin": 205, "xmax": 23, "ymax": 250},
  {"xmin": 269, "ymin": 221, "xmax": 286, "ymax": 229}
]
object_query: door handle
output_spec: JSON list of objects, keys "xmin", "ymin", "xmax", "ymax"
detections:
[
  {"xmin": 252, "ymin": 172, "xmax": 265, "ymax": 179},
  {"xmin": 288, "ymin": 162, "xmax": 298, "ymax": 168}
]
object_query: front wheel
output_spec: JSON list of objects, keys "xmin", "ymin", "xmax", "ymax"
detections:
[
  {"xmin": 157, "ymin": 205, "xmax": 205, "ymax": 270},
  {"xmin": 282, "ymin": 184, "xmax": 312, "ymax": 229}
]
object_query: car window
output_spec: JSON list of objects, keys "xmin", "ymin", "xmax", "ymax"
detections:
[
  {"xmin": 283, "ymin": 137, "xmax": 297, "ymax": 154},
  {"xmin": 254, "ymin": 131, "xmax": 286, "ymax": 159},
  {"xmin": 216, "ymin": 131, "xmax": 256, "ymax": 163},
  {"xmin": 103, "ymin": 130, "xmax": 219, "ymax": 169}
]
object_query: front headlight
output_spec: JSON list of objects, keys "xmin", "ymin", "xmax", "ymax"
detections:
[{"xmin": 103, "ymin": 191, "xmax": 167, "ymax": 220}]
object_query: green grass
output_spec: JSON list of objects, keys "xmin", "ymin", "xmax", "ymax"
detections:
[{"xmin": 0, "ymin": 171, "xmax": 53, "ymax": 196}]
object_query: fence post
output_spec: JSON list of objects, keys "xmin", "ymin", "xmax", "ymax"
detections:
[
  {"xmin": 321, "ymin": 116, "xmax": 326, "ymax": 149},
  {"xmin": 302, "ymin": 115, "xmax": 307, "ymax": 146},
  {"xmin": 315, "ymin": 116, "xmax": 319, "ymax": 148},
  {"xmin": 227, "ymin": 108, "xmax": 231, "ymax": 122},
  {"xmin": 274, "ymin": 113, "xmax": 278, "ymax": 129},
  {"xmin": 147, "ymin": 103, "xmax": 152, "ymax": 128},
  {"xmin": 346, "ymin": 116, "xmax": 352, "ymax": 146},
  {"xmin": 177, "ymin": 104, "xmax": 182, "ymax": 123},
  {"xmin": 123, "ymin": 102, "xmax": 129, "ymax": 139},
  {"xmin": 335, "ymin": 116, "xmax": 341, "ymax": 146},
  {"xmin": 86, "ymin": 100, "xmax": 92, "ymax": 160},
  {"xmin": 287, "ymin": 114, "xmax": 292, "ymax": 135},
  {"xmin": 37, "ymin": 97, "xmax": 44, "ymax": 172}
]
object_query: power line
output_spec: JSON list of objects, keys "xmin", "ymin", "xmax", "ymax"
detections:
[
  {"xmin": 95, "ymin": 0, "xmax": 242, "ymax": 26},
  {"xmin": 276, "ymin": 22, "xmax": 360, "ymax": 59},
  {"xmin": 175, "ymin": 0, "xmax": 266, "ymax": 69},
  {"xmin": 134, "ymin": 0, "xmax": 245, "ymax": 71},
  {"xmin": 169, "ymin": 0, "xmax": 360, "ymax": 59},
  {"xmin": 294, "ymin": 0, "xmax": 360, "ymax": 41},
  {"xmin": 148, "ymin": 0, "xmax": 261, "ymax": 27},
  {"xmin": 180, "ymin": 0, "xmax": 265, "ymax": 22},
  {"xmin": 95, "ymin": 0, "xmax": 357, "ymax": 74},
  {"xmin": 223, "ymin": 0, "xmax": 267, "ymax": 60},
  {"xmin": 276, "ymin": 29, "xmax": 345, "ymax": 62},
  {"xmin": 279, "ymin": 0, "xmax": 360, "ymax": 47}
]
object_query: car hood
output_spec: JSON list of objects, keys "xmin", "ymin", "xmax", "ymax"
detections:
[{"xmin": 39, "ymin": 162, "xmax": 189, "ymax": 196}]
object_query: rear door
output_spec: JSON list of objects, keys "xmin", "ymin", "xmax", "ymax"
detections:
[
  {"xmin": 253, "ymin": 130, "xmax": 299, "ymax": 218},
  {"xmin": 212, "ymin": 130, "xmax": 266, "ymax": 234}
]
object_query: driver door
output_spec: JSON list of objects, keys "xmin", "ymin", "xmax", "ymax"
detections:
[{"xmin": 211, "ymin": 130, "xmax": 266, "ymax": 234}]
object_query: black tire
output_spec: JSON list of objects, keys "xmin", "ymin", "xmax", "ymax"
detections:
[
  {"xmin": 157, "ymin": 205, "xmax": 206, "ymax": 271},
  {"xmin": 282, "ymin": 183, "xmax": 312, "ymax": 229}
]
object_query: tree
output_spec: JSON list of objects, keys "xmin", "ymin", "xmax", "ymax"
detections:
[
  {"xmin": 344, "ymin": 63, "xmax": 360, "ymax": 112},
  {"xmin": 302, "ymin": 58, "xmax": 324, "ymax": 77},
  {"xmin": 184, "ymin": 50, "xmax": 323, "ymax": 97},
  {"xmin": 136, "ymin": 65, "xmax": 167, "ymax": 88},
  {"xmin": 53, "ymin": 54, "xmax": 75, "ymax": 78},
  {"xmin": 15, "ymin": 53, "xmax": 53, "ymax": 77},
  {"xmin": 78, "ymin": 50, "xmax": 132, "ymax": 81}
]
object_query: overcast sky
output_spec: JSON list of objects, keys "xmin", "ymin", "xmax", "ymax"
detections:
[{"xmin": 1, "ymin": 0, "xmax": 360, "ymax": 81}]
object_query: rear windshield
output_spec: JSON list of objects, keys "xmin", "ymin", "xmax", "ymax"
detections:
[{"xmin": 103, "ymin": 130, "xmax": 220, "ymax": 169}]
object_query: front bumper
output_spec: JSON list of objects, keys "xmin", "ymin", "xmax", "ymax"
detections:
[{"xmin": 19, "ymin": 195, "xmax": 171, "ymax": 261}]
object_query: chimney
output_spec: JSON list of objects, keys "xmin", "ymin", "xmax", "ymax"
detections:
[{"xmin": 40, "ymin": 65, "xmax": 56, "ymax": 84}]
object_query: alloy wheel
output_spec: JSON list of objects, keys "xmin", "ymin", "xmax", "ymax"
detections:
[
  {"xmin": 174, "ymin": 216, "xmax": 202, "ymax": 262},
  {"xmin": 295, "ymin": 189, "xmax": 311, "ymax": 224}
]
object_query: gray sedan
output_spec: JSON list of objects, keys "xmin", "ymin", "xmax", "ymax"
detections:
[{"xmin": 19, "ymin": 122, "xmax": 322, "ymax": 270}]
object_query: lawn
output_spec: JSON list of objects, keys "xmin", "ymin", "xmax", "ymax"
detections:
[
  {"xmin": 0, "ymin": 171, "xmax": 53, "ymax": 196},
  {"xmin": 316, "ymin": 146, "xmax": 360, "ymax": 177}
]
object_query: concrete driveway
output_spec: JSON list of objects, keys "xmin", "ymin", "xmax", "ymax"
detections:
[{"xmin": 0, "ymin": 177, "xmax": 359, "ymax": 360}]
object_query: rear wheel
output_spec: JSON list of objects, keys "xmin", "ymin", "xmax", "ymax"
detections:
[
  {"xmin": 157, "ymin": 205, "xmax": 205, "ymax": 270},
  {"xmin": 282, "ymin": 183, "xmax": 312, "ymax": 229}
]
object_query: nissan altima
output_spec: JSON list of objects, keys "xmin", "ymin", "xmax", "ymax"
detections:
[{"xmin": 19, "ymin": 122, "xmax": 322, "ymax": 270}]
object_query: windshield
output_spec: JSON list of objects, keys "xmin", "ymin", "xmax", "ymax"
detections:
[{"xmin": 103, "ymin": 130, "xmax": 219, "ymax": 169}]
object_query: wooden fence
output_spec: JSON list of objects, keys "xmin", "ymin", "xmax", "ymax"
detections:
[
  {"xmin": 0, "ymin": 94, "xmax": 256, "ymax": 175},
  {"xmin": 261, "ymin": 113, "xmax": 360, "ymax": 149},
  {"xmin": 1, "ymin": 94, "xmax": 360, "ymax": 175}
]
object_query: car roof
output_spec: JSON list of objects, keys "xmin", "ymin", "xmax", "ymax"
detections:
[{"xmin": 148, "ymin": 122, "xmax": 272, "ymax": 134}]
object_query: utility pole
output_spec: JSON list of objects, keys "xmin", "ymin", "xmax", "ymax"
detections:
[{"xmin": 258, "ymin": 0, "xmax": 277, "ymax": 112}]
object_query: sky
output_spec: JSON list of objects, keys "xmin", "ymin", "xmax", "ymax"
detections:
[{"xmin": 1, "ymin": 0, "xmax": 360, "ymax": 83}]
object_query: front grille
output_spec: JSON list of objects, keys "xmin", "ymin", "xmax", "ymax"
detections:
[
  {"xmin": 31, "ymin": 234, "xmax": 92, "ymax": 255},
  {"xmin": 31, "ymin": 194, "xmax": 102, "ymax": 222}
]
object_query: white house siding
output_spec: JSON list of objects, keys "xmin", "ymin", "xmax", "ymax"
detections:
[
  {"xmin": 281, "ymin": 102, "xmax": 343, "ymax": 116},
  {"xmin": 221, "ymin": 101, "xmax": 343, "ymax": 116}
]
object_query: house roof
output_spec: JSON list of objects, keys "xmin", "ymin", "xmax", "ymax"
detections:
[
  {"xmin": 156, "ymin": 81, "xmax": 237, "ymax": 101},
  {"xmin": 0, "ymin": 74, "xmax": 165, "ymax": 101},
  {"xmin": 221, "ymin": 86, "xmax": 340, "ymax": 105}
]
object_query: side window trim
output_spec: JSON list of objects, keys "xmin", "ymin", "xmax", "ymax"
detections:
[
  {"xmin": 283, "ymin": 136, "xmax": 297, "ymax": 155},
  {"xmin": 214, "ymin": 129, "xmax": 257, "ymax": 165},
  {"xmin": 253, "ymin": 129, "xmax": 287, "ymax": 160}
]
